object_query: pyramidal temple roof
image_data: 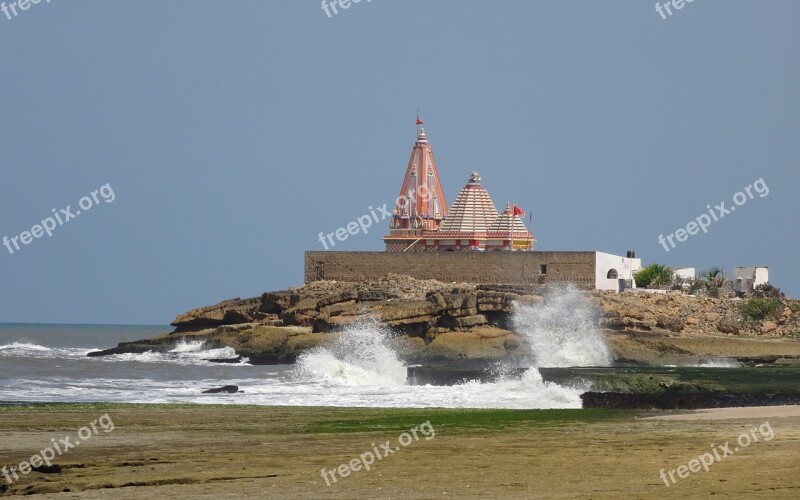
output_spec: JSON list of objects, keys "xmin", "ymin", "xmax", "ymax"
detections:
[
  {"xmin": 488, "ymin": 203, "xmax": 532, "ymax": 234},
  {"xmin": 438, "ymin": 171, "xmax": 499, "ymax": 234}
]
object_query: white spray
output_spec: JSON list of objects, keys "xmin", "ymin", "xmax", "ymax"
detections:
[
  {"xmin": 512, "ymin": 285, "xmax": 613, "ymax": 367},
  {"xmin": 294, "ymin": 318, "xmax": 407, "ymax": 386}
]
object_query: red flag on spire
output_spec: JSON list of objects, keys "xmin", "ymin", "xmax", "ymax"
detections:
[
  {"xmin": 513, "ymin": 204, "xmax": 525, "ymax": 217},
  {"xmin": 416, "ymin": 117, "xmax": 424, "ymax": 125}
]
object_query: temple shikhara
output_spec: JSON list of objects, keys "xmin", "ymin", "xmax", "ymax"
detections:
[{"xmin": 383, "ymin": 127, "xmax": 536, "ymax": 252}]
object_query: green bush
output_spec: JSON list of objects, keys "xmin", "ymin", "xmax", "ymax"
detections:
[
  {"xmin": 740, "ymin": 298, "xmax": 782, "ymax": 323},
  {"xmin": 634, "ymin": 264, "xmax": 672, "ymax": 288}
]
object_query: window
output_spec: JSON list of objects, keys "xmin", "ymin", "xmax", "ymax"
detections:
[
  {"xmin": 540, "ymin": 264, "xmax": 547, "ymax": 275},
  {"xmin": 607, "ymin": 269, "xmax": 618, "ymax": 279}
]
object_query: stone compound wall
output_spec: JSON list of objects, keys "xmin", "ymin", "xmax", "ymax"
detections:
[{"xmin": 305, "ymin": 251, "xmax": 597, "ymax": 286}]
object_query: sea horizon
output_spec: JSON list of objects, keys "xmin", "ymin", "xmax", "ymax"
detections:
[{"xmin": 0, "ymin": 322, "xmax": 170, "ymax": 328}]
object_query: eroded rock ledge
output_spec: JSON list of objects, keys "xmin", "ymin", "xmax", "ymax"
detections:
[{"xmin": 88, "ymin": 275, "xmax": 800, "ymax": 365}]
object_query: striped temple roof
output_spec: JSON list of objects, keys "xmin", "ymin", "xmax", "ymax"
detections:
[
  {"xmin": 438, "ymin": 172, "xmax": 500, "ymax": 233},
  {"xmin": 488, "ymin": 203, "xmax": 532, "ymax": 235}
]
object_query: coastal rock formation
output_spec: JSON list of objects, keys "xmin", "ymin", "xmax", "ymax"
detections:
[
  {"xmin": 202, "ymin": 385, "xmax": 240, "ymax": 394},
  {"xmin": 593, "ymin": 291, "xmax": 799, "ymax": 338},
  {"xmin": 171, "ymin": 297, "xmax": 277, "ymax": 331},
  {"xmin": 90, "ymin": 275, "xmax": 800, "ymax": 366}
]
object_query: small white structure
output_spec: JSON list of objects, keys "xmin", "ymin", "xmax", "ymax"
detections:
[
  {"xmin": 595, "ymin": 251, "xmax": 642, "ymax": 292},
  {"xmin": 732, "ymin": 267, "xmax": 769, "ymax": 294},
  {"xmin": 673, "ymin": 268, "xmax": 696, "ymax": 280}
]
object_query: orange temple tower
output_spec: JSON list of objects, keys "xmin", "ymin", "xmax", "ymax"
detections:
[
  {"xmin": 383, "ymin": 128, "xmax": 448, "ymax": 250},
  {"xmin": 383, "ymin": 126, "xmax": 535, "ymax": 252}
]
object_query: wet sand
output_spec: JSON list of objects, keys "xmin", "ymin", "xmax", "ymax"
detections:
[
  {"xmin": 646, "ymin": 405, "xmax": 800, "ymax": 421},
  {"xmin": 1, "ymin": 404, "xmax": 798, "ymax": 498}
]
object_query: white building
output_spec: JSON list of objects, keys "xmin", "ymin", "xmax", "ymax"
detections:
[
  {"xmin": 595, "ymin": 251, "xmax": 643, "ymax": 291},
  {"xmin": 673, "ymin": 267, "xmax": 696, "ymax": 280},
  {"xmin": 732, "ymin": 267, "xmax": 769, "ymax": 294}
]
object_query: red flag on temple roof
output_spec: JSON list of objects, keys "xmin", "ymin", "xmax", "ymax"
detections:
[
  {"xmin": 513, "ymin": 204, "xmax": 525, "ymax": 217},
  {"xmin": 416, "ymin": 117, "xmax": 424, "ymax": 125}
]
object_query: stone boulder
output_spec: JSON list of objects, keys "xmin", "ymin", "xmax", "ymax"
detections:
[
  {"xmin": 717, "ymin": 317, "xmax": 740, "ymax": 334},
  {"xmin": 171, "ymin": 297, "xmax": 265, "ymax": 331},
  {"xmin": 371, "ymin": 300, "xmax": 440, "ymax": 327},
  {"xmin": 422, "ymin": 327, "xmax": 528, "ymax": 362},
  {"xmin": 761, "ymin": 321, "xmax": 778, "ymax": 334},
  {"xmin": 202, "ymin": 385, "xmax": 240, "ymax": 394},
  {"xmin": 656, "ymin": 315, "xmax": 685, "ymax": 333}
]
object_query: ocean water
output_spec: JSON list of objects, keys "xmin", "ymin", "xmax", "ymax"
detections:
[{"xmin": 0, "ymin": 293, "xmax": 614, "ymax": 409}]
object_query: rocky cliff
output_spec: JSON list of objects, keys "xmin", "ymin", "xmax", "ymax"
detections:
[{"xmin": 89, "ymin": 275, "xmax": 800, "ymax": 365}]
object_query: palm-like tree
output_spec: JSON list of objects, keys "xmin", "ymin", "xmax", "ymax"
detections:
[{"xmin": 701, "ymin": 267, "xmax": 723, "ymax": 289}]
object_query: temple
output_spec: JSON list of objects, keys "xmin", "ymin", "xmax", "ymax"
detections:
[
  {"xmin": 383, "ymin": 128, "xmax": 535, "ymax": 252},
  {"xmin": 308, "ymin": 124, "xmax": 643, "ymax": 290}
]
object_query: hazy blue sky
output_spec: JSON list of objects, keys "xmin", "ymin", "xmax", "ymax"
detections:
[{"xmin": 1, "ymin": 1, "xmax": 798, "ymax": 325}]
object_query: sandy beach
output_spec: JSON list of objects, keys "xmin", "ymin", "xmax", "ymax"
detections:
[
  {"xmin": 1, "ymin": 404, "xmax": 799, "ymax": 498},
  {"xmin": 647, "ymin": 405, "xmax": 800, "ymax": 421}
]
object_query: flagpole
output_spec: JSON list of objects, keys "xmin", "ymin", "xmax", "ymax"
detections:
[{"xmin": 510, "ymin": 200, "xmax": 514, "ymax": 251}]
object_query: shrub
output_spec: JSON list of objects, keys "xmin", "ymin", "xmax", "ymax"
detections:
[
  {"xmin": 740, "ymin": 298, "xmax": 782, "ymax": 323},
  {"xmin": 688, "ymin": 281, "xmax": 705, "ymax": 295},
  {"xmin": 634, "ymin": 264, "xmax": 672, "ymax": 288}
]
